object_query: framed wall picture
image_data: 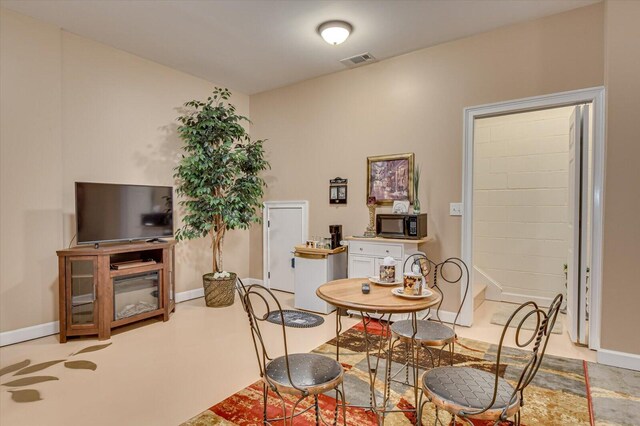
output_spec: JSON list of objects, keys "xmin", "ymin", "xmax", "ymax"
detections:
[{"xmin": 366, "ymin": 153, "xmax": 414, "ymax": 205}]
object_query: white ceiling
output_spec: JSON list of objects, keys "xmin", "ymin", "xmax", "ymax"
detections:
[{"xmin": 1, "ymin": 0, "xmax": 598, "ymax": 95}]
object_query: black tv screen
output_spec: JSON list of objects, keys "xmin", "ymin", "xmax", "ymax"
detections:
[{"xmin": 75, "ymin": 182, "xmax": 173, "ymax": 244}]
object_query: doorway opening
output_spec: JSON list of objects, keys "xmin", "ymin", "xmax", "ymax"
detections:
[{"xmin": 460, "ymin": 87, "xmax": 605, "ymax": 353}]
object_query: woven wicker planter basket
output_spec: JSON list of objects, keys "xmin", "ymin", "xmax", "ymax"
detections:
[{"xmin": 202, "ymin": 272, "xmax": 237, "ymax": 307}]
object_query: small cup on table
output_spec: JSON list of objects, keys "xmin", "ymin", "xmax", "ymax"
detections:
[{"xmin": 403, "ymin": 272, "xmax": 422, "ymax": 295}]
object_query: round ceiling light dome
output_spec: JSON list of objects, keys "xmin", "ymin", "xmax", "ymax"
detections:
[{"xmin": 318, "ymin": 20, "xmax": 353, "ymax": 45}]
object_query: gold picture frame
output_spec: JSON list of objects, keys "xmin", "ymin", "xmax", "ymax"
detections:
[{"xmin": 366, "ymin": 153, "xmax": 415, "ymax": 205}]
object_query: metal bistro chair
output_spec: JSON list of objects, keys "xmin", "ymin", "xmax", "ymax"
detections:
[
  {"xmin": 418, "ymin": 294, "xmax": 563, "ymax": 425},
  {"xmin": 236, "ymin": 278, "xmax": 347, "ymax": 426},
  {"xmin": 388, "ymin": 255, "xmax": 470, "ymax": 386}
]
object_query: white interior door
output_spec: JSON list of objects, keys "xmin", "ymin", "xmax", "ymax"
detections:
[
  {"xmin": 266, "ymin": 206, "xmax": 305, "ymax": 293},
  {"xmin": 567, "ymin": 105, "xmax": 590, "ymax": 344}
]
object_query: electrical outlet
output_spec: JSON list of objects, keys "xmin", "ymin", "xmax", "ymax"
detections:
[{"xmin": 450, "ymin": 203, "xmax": 463, "ymax": 216}]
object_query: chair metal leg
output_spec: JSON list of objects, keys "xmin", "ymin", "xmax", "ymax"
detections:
[
  {"xmin": 290, "ymin": 395, "xmax": 305, "ymax": 426},
  {"xmin": 405, "ymin": 340, "xmax": 411, "ymax": 384},
  {"xmin": 434, "ymin": 406, "xmax": 444, "ymax": 426},
  {"xmin": 262, "ymin": 382, "xmax": 268, "ymax": 426},
  {"xmin": 416, "ymin": 390, "xmax": 425, "ymax": 426},
  {"xmin": 333, "ymin": 388, "xmax": 339, "ymax": 426},
  {"xmin": 449, "ymin": 341, "xmax": 455, "ymax": 366},
  {"xmin": 340, "ymin": 382, "xmax": 348, "ymax": 426}
]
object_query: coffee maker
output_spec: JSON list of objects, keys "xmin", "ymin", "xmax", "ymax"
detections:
[{"xmin": 329, "ymin": 225, "xmax": 342, "ymax": 249}]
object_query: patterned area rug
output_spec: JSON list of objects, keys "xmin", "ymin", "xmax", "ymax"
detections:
[{"xmin": 182, "ymin": 320, "xmax": 637, "ymax": 425}]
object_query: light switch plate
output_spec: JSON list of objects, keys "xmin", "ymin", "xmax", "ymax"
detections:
[{"xmin": 450, "ymin": 203, "xmax": 463, "ymax": 216}]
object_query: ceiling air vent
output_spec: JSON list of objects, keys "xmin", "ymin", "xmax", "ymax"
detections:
[{"xmin": 340, "ymin": 52, "xmax": 376, "ymax": 68}]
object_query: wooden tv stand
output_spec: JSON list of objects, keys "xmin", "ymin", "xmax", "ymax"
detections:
[{"xmin": 56, "ymin": 240, "xmax": 176, "ymax": 343}]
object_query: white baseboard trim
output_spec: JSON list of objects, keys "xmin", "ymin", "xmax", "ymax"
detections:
[
  {"xmin": 0, "ymin": 277, "xmax": 262, "ymax": 347},
  {"xmin": 434, "ymin": 310, "xmax": 461, "ymax": 325},
  {"xmin": 175, "ymin": 287, "xmax": 205, "ymax": 303},
  {"xmin": 0, "ymin": 321, "xmax": 60, "ymax": 347},
  {"xmin": 174, "ymin": 277, "xmax": 262, "ymax": 303},
  {"xmin": 241, "ymin": 278, "xmax": 265, "ymax": 286},
  {"xmin": 597, "ymin": 348, "xmax": 640, "ymax": 371}
]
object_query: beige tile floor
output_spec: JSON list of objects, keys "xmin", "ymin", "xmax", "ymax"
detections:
[
  {"xmin": 0, "ymin": 293, "xmax": 594, "ymax": 426},
  {"xmin": 460, "ymin": 299, "xmax": 596, "ymax": 362}
]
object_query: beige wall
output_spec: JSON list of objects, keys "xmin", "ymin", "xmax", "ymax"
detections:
[
  {"xmin": 600, "ymin": 0, "xmax": 640, "ymax": 355},
  {"xmin": 249, "ymin": 4, "xmax": 605, "ymax": 313},
  {"xmin": 473, "ymin": 107, "xmax": 572, "ymax": 302},
  {"xmin": 1, "ymin": 10, "xmax": 63, "ymax": 331},
  {"xmin": 0, "ymin": 8, "xmax": 250, "ymax": 333}
]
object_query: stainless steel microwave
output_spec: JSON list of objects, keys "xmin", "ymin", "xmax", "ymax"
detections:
[{"xmin": 376, "ymin": 213, "xmax": 428, "ymax": 239}]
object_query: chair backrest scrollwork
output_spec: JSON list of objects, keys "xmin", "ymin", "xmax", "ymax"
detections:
[
  {"xmin": 403, "ymin": 254, "xmax": 470, "ymax": 333},
  {"xmin": 462, "ymin": 294, "xmax": 563, "ymax": 420},
  {"xmin": 236, "ymin": 278, "xmax": 308, "ymax": 395}
]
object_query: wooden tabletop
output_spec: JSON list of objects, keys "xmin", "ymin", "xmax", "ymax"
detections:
[
  {"xmin": 316, "ymin": 278, "xmax": 441, "ymax": 314},
  {"xmin": 294, "ymin": 245, "xmax": 347, "ymax": 256}
]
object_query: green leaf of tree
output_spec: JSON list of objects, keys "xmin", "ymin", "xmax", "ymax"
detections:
[{"xmin": 174, "ymin": 88, "xmax": 270, "ymax": 273}]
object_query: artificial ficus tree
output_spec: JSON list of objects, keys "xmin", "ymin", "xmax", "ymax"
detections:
[{"xmin": 174, "ymin": 88, "xmax": 269, "ymax": 273}]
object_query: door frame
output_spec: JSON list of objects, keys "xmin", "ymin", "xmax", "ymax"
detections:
[
  {"xmin": 460, "ymin": 87, "xmax": 605, "ymax": 351},
  {"xmin": 262, "ymin": 200, "xmax": 309, "ymax": 290}
]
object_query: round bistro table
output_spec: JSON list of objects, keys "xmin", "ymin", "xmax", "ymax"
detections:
[{"xmin": 316, "ymin": 278, "xmax": 441, "ymax": 425}]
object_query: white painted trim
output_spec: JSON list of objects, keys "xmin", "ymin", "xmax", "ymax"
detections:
[
  {"xmin": 241, "ymin": 278, "xmax": 265, "ymax": 287},
  {"xmin": 597, "ymin": 349, "xmax": 640, "ymax": 371},
  {"xmin": 0, "ymin": 277, "xmax": 263, "ymax": 346},
  {"xmin": 175, "ymin": 277, "xmax": 264, "ymax": 302},
  {"xmin": 461, "ymin": 86, "xmax": 605, "ymax": 349},
  {"xmin": 433, "ymin": 310, "xmax": 461, "ymax": 325},
  {"xmin": 175, "ymin": 287, "xmax": 204, "ymax": 303},
  {"xmin": 474, "ymin": 266, "xmax": 503, "ymax": 301},
  {"xmin": 262, "ymin": 201, "xmax": 309, "ymax": 290},
  {"xmin": 0, "ymin": 321, "xmax": 60, "ymax": 347}
]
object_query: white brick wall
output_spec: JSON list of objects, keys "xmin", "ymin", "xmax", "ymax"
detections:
[{"xmin": 473, "ymin": 106, "xmax": 573, "ymax": 301}]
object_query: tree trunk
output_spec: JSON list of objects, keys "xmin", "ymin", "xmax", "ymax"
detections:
[{"xmin": 211, "ymin": 217, "xmax": 226, "ymax": 273}]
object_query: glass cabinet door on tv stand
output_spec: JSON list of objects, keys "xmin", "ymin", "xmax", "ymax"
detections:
[{"xmin": 64, "ymin": 256, "xmax": 100, "ymax": 337}]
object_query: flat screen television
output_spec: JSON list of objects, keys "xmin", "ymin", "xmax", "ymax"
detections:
[{"xmin": 75, "ymin": 182, "xmax": 173, "ymax": 244}]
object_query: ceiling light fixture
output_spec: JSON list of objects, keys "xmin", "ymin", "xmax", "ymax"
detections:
[{"xmin": 318, "ymin": 20, "xmax": 353, "ymax": 45}]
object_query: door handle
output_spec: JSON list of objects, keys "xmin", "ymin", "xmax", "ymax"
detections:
[{"xmin": 291, "ymin": 257, "xmax": 295, "ymax": 268}]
